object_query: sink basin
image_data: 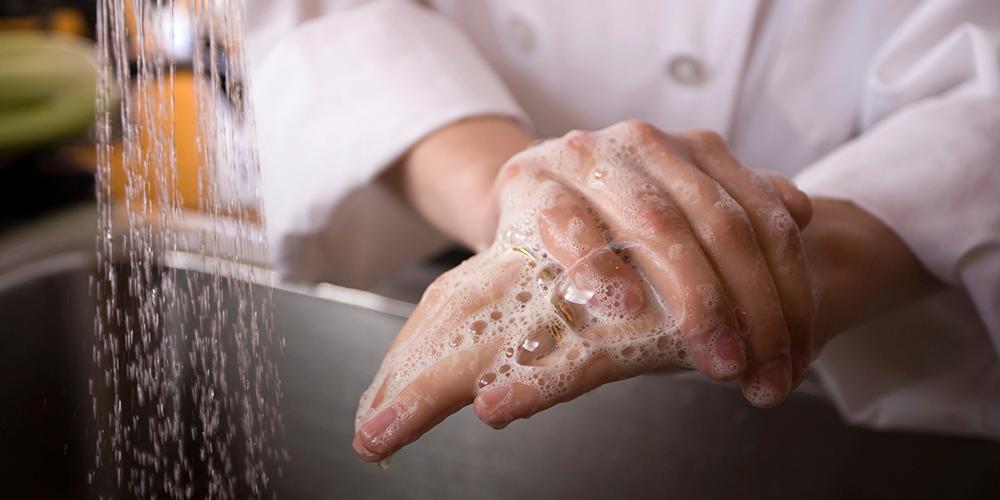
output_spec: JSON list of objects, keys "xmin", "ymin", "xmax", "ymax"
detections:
[{"xmin": 2, "ymin": 206, "xmax": 999, "ymax": 499}]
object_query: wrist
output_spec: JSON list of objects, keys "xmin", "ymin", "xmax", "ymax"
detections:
[
  {"xmin": 383, "ymin": 116, "xmax": 534, "ymax": 249},
  {"xmin": 803, "ymin": 198, "xmax": 944, "ymax": 349}
]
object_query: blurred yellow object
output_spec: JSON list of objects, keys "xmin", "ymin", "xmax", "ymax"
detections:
[
  {"xmin": 110, "ymin": 71, "xmax": 204, "ymax": 210},
  {"xmin": 0, "ymin": 8, "xmax": 88, "ymax": 36},
  {"xmin": 51, "ymin": 8, "xmax": 88, "ymax": 37},
  {"xmin": 0, "ymin": 17, "xmax": 40, "ymax": 32},
  {"xmin": 105, "ymin": 2, "xmax": 211, "ymax": 213}
]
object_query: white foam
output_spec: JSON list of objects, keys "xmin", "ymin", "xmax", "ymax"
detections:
[{"xmin": 357, "ymin": 128, "xmax": 702, "ymax": 426}]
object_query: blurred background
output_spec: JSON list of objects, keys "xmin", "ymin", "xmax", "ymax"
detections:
[
  {"xmin": 1, "ymin": 1, "xmax": 99, "ymax": 230},
  {"xmin": 0, "ymin": 0, "xmax": 432, "ymax": 290},
  {"xmin": 0, "ymin": 0, "xmax": 257, "ymax": 233}
]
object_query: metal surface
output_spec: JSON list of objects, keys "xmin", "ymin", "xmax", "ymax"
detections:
[{"xmin": 2, "ymin": 206, "xmax": 1000, "ymax": 499}]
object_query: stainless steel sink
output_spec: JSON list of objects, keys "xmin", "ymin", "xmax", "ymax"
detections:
[{"xmin": 2, "ymin": 205, "xmax": 999, "ymax": 499}]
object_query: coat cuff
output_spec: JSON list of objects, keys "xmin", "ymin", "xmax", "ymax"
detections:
[
  {"xmin": 251, "ymin": 0, "xmax": 527, "ymax": 284},
  {"xmin": 794, "ymin": 95, "xmax": 1000, "ymax": 287}
]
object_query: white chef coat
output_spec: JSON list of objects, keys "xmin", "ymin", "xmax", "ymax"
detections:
[{"xmin": 246, "ymin": 0, "xmax": 1000, "ymax": 439}]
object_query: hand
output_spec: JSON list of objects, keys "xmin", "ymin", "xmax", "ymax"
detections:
[{"xmin": 354, "ymin": 121, "xmax": 817, "ymax": 462}]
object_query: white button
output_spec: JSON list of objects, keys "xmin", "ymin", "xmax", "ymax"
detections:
[
  {"xmin": 667, "ymin": 55, "xmax": 706, "ymax": 86},
  {"xmin": 508, "ymin": 15, "xmax": 536, "ymax": 52}
]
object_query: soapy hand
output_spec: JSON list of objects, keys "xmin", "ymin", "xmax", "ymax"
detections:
[{"xmin": 353, "ymin": 121, "xmax": 815, "ymax": 462}]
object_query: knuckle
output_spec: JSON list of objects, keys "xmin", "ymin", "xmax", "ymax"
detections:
[
  {"xmin": 687, "ymin": 128, "xmax": 726, "ymax": 150},
  {"xmin": 712, "ymin": 190, "xmax": 744, "ymax": 216},
  {"xmin": 634, "ymin": 199, "xmax": 688, "ymax": 239},
  {"xmin": 560, "ymin": 129, "xmax": 591, "ymax": 150},
  {"xmin": 704, "ymin": 210, "xmax": 756, "ymax": 249},
  {"xmin": 668, "ymin": 177, "xmax": 709, "ymax": 204},
  {"xmin": 616, "ymin": 119, "xmax": 663, "ymax": 144},
  {"xmin": 756, "ymin": 205, "xmax": 801, "ymax": 252},
  {"xmin": 679, "ymin": 283, "xmax": 727, "ymax": 329},
  {"xmin": 621, "ymin": 119, "xmax": 656, "ymax": 134},
  {"xmin": 772, "ymin": 209, "xmax": 805, "ymax": 259},
  {"xmin": 422, "ymin": 275, "xmax": 449, "ymax": 302},
  {"xmin": 498, "ymin": 165, "xmax": 547, "ymax": 200},
  {"xmin": 749, "ymin": 170, "xmax": 779, "ymax": 196},
  {"xmin": 496, "ymin": 157, "xmax": 525, "ymax": 178}
]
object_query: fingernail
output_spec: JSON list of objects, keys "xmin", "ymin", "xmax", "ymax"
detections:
[
  {"xmin": 360, "ymin": 407, "xmax": 397, "ymax": 446},
  {"xmin": 479, "ymin": 386, "xmax": 511, "ymax": 410},
  {"xmin": 711, "ymin": 328, "xmax": 745, "ymax": 379},
  {"xmin": 477, "ymin": 386, "xmax": 512, "ymax": 429},
  {"xmin": 744, "ymin": 359, "xmax": 791, "ymax": 408},
  {"xmin": 352, "ymin": 434, "xmax": 381, "ymax": 461}
]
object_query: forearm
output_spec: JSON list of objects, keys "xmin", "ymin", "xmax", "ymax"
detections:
[
  {"xmin": 803, "ymin": 198, "xmax": 945, "ymax": 350},
  {"xmin": 382, "ymin": 116, "xmax": 535, "ymax": 250}
]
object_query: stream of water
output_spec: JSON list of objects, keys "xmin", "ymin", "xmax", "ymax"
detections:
[{"xmin": 93, "ymin": 1, "xmax": 283, "ymax": 498}]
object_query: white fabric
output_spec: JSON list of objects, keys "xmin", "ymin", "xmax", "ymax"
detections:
[
  {"xmin": 248, "ymin": 0, "xmax": 527, "ymax": 285},
  {"xmin": 247, "ymin": 0, "xmax": 1000, "ymax": 438}
]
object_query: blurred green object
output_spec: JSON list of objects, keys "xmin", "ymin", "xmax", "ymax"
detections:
[{"xmin": 0, "ymin": 33, "xmax": 97, "ymax": 152}]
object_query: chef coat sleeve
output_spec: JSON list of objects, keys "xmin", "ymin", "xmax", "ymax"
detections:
[
  {"xmin": 794, "ymin": 0, "xmax": 1000, "ymax": 350},
  {"xmin": 248, "ymin": 0, "xmax": 528, "ymax": 288}
]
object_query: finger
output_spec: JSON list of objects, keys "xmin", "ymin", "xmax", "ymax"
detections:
[
  {"xmin": 353, "ymin": 257, "xmax": 517, "ymax": 461},
  {"xmin": 546, "ymin": 125, "xmax": 747, "ymax": 381},
  {"xmin": 634, "ymin": 132, "xmax": 794, "ymax": 407},
  {"xmin": 474, "ymin": 318, "xmax": 672, "ymax": 428},
  {"xmin": 536, "ymin": 180, "xmax": 645, "ymax": 314},
  {"xmin": 474, "ymin": 353, "xmax": 627, "ymax": 429},
  {"xmin": 678, "ymin": 130, "xmax": 815, "ymax": 392},
  {"xmin": 760, "ymin": 170, "xmax": 813, "ymax": 229},
  {"xmin": 353, "ymin": 346, "xmax": 496, "ymax": 462}
]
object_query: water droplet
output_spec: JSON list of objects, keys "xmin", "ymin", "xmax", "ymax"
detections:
[
  {"xmin": 656, "ymin": 336, "xmax": 669, "ymax": 350},
  {"xmin": 522, "ymin": 338, "xmax": 540, "ymax": 352},
  {"xmin": 505, "ymin": 227, "xmax": 527, "ymax": 246},
  {"xmin": 478, "ymin": 372, "xmax": 497, "ymax": 388},
  {"xmin": 449, "ymin": 335, "xmax": 464, "ymax": 347},
  {"xmin": 515, "ymin": 323, "xmax": 563, "ymax": 366},
  {"xmin": 470, "ymin": 320, "xmax": 488, "ymax": 336},
  {"xmin": 560, "ymin": 281, "xmax": 594, "ymax": 305},
  {"xmin": 536, "ymin": 264, "xmax": 562, "ymax": 285}
]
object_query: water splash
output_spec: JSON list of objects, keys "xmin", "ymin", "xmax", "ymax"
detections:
[{"xmin": 93, "ymin": 1, "xmax": 283, "ymax": 498}]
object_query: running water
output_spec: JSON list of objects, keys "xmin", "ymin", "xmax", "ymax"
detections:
[{"xmin": 92, "ymin": 1, "xmax": 283, "ymax": 498}]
